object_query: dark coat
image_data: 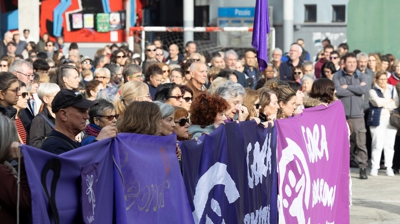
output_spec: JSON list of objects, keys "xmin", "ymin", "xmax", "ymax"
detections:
[
  {"xmin": 233, "ymin": 70, "xmax": 248, "ymax": 88},
  {"xmin": 29, "ymin": 107, "xmax": 55, "ymax": 148}
]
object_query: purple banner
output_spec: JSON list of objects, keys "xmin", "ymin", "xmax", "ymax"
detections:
[
  {"xmin": 113, "ymin": 133, "xmax": 194, "ymax": 224},
  {"xmin": 276, "ymin": 101, "xmax": 350, "ymax": 224}
]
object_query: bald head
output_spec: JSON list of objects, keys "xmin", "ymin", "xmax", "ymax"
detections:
[
  {"xmin": 4, "ymin": 32, "xmax": 12, "ymax": 44},
  {"xmin": 169, "ymin": 44, "xmax": 180, "ymax": 58}
]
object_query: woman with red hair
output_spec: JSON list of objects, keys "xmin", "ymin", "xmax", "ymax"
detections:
[{"xmin": 188, "ymin": 93, "xmax": 230, "ymax": 139}]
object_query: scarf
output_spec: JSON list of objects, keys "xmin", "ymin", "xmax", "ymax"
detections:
[{"xmin": 84, "ymin": 123, "xmax": 101, "ymax": 137}]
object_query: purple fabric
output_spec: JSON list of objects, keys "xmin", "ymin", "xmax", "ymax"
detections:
[
  {"xmin": 81, "ymin": 163, "xmax": 99, "ymax": 224},
  {"xmin": 22, "ymin": 140, "xmax": 114, "ymax": 224},
  {"xmin": 113, "ymin": 133, "xmax": 194, "ymax": 224},
  {"xmin": 276, "ymin": 101, "xmax": 350, "ymax": 224},
  {"xmin": 252, "ymin": 0, "xmax": 270, "ymax": 72}
]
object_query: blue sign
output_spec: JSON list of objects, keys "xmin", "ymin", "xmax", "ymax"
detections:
[{"xmin": 218, "ymin": 7, "xmax": 255, "ymax": 18}]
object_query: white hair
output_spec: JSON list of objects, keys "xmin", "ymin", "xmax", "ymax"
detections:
[
  {"xmin": 357, "ymin": 52, "xmax": 368, "ymax": 61},
  {"xmin": 9, "ymin": 59, "xmax": 33, "ymax": 73},
  {"xmin": 37, "ymin": 83, "xmax": 61, "ymax": 103},
  {"xmin": 94, "ymin": 67, "xmax": 111, "ymax": 78},
  {"xmin": 214, "ymin": 81, "xmax": 245, "ymax": 100},
  {"xmin": 273, "ymin": 48, "xmax": 283, "ymax": 55},
  {"xmin": 291, "ymin": 44, "xmax": 303, "ymax": 54},
  {"xmin": 224, "ymin": 50, "xmax": 239, "ymax": 60}
]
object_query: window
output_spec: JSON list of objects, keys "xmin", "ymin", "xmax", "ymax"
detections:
[
  {"xmin": 332, "ymin": 5, "xmax": 346, "ymax": 22},
  {"xmin": 304, "ymin": 5, "xmax": 317, "ymax": 22}
]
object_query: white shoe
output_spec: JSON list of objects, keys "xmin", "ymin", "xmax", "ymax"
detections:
[
  {"xmin": 386, "ymin": 168, "xmax": 394, "ymax": 176},
  {"xmin": 370, "ymin": 169, "xmax": 378, "ymax": 176}
]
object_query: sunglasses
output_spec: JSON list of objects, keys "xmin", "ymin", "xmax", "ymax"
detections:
[
  {"xmin": 94, "ymin": 76, "xmax": 106, "ymax": 79},
  {"xmin": 63, "ymin": 59, "xmax": 74, "ymax": 64},
  {"xmin": 47, "ymin": 45, "xmax": 53, "ymax": 47},
  {"xmin": 254, "ymin": 103, "xmax": 260, "ymax": 109},
  {"xmin": 163, "ymin": 70, "xmax": 170, "ymax": 73},
  {"xmin": 330, "ymin": 57, "xmax": 338, "ymax": 60},
  {"xmin": 294, "ymin": 72, "xmax": 302, "ymax": 75},
  {"xmin": 183, "ymin": 97, "xmax": 192, "ymax": 102},
  {"xmin": 185, "ymin": 71, "xmax": 191, "ymax": 74},
  {"xmin": 156, "ymin": 53, "xmax": 164, "ymax": 56},
  {"xmin": 96, "ymin": 114, "xmax": 119, "ymax": 121},
  {"xmin": 21, "ymin": 92, "xmax": 29, "ymax": 98},
  {"xmin": 166, "ymin": 95, "xmax": 183, "ymax": 100},
  {"xmin": 116, "ymin": 55, "xmax": 126, "ymax": 59},
  {"xmin": 175, "ymin": 118, "xmax": 189, "ymax": 126},
  {"xmin": 0, "ymin": 64, "xmax": 7, "ymax": 67},
  {"xmin": 147, "ymin": 49, "xmax": 156, "ymax": 52},
  {"xmin": 192, "ymin": 58, "xmax": 200, "ymax": 61}
]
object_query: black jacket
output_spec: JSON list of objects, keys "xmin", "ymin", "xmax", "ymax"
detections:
[
  {"xmin": 233, "ymin": 70, "xmax": 248, "ymax": 88},
  {"xmin": 0, "ymin": 104, "xmax": 17, "ymax": 119},
  {"xmin": 29, "ymin": 107, "xmax": 55, "ymax": 148},
  {"xmin": 243, "ymin": 65, "xmax": 262, "ymax": 89}
]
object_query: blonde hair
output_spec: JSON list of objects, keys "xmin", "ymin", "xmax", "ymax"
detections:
[
  {"xmin": 114, "ymin": 81, "xmax": 149, "ymax": 118},
  {"xmin": 368, "ymin": 53, "xmax": 382, "ymax": 73},
  {"xmin": 208, "ymin": 77, "xmax": 228, "ymax": 95},
  {"xmin": 243, "ymin": 88, "xmax": 260, "ymax": 119}
]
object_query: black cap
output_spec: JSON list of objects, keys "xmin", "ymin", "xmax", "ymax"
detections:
[{"xmin": 52, "ymin": 89, "xmax": 97, "ymax": 113}]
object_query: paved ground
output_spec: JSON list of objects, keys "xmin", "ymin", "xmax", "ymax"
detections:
[{"xmin": 350, "ymin": 168, "xmax": 400, "ymax": 224}]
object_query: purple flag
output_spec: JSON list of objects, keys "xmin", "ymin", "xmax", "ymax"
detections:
[
  {"xmin": 181, "ymin": 121, "xmax": 278, "ymax": 223},
  {"xmin": 113, "ymin": 133, "xmax": 194, "ymax": 224},
  {"xmin": 252, "ymin": 0, "xmax": 270, "ymax": 72},
  {"xmin": 276, "ymin": 101, "xmax": 350, "ymax": 224},
  {"xmin": 22, "ymin": 140, "xmax": 115, "ymax": 224}
]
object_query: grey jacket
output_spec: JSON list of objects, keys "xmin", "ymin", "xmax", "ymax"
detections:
[
  {"xmin": 333, "ymin": 69, "xmax": 367, "ymax": 118},
  {"xmin": 361, "ymin": 68, "xmax": 374, "ymax": 110}
]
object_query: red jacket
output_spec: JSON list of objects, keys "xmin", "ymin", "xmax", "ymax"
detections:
[
  {"xmin": 0, "ymin": 160, "xmax": 31, "ymax": 223},
  {"xmin": 314, "ymin": 58, "xmax": 327, "ymax": 79},
  {"xmin": 388, "ymin": 73, "xmax": 400, "ymax": 86}
]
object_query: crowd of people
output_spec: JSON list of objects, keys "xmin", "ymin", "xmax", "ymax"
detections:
[{"xmin": 0, "ymin": 28, "xmax": 399, "ymax": 221}]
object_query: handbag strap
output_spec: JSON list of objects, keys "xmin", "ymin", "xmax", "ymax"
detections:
[{"xmin": 39, "ymin": 113, "xmax": 55, "ymax": 129}]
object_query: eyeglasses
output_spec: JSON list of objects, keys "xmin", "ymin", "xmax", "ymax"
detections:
[
  {"xmin": 254, "ymin": 103, "xmax": 260, "ymax": 109},
  {"xmin": 116, "ymin": 55, "xmax": 126, "ymax": 59},
  {"xmin": 94, "ymin": 76, "xmax": 107, "ymax": 79},
  {"xmin": 192, "ymin": 58, "xmax": 200, "ymax": 61},
  {"xmin": 8, "ymin": 87, "xmax": 20, "ymax": 94},
  {"xmin": 163, "ymin": 70, "xmax": 170, "ymax": 73},
  {"xmin": 0, "ymin": 64, "xmax": 7, "ymax": 67},
  {"xmin": 47, "ymin": 45, "xmax": 53, "ymax": 47},
  {"xmin": 21, "ymin": 92, "xmax": 29, "ymax": 98},
  {"xmin": 330, "ymin": 57, "xmax": 338, "ymax": 60},
  {"xmin": 16, "ymin": 71, "xmax": 34, "ymax": 79},
  {"xmin": 175, "ymin": 118, "xmax": 189, "ymax": 126},
  {"xmin": 156, "ymin": 53, "xmax": 164, "ymax": 56},
  {"xmin": 131, "ymin": 74, "xmax": 144, "ymax": 79},
  {"xmin": 166, "ymin": 95, "xmax": 183, "ymax": 100},
  {"xmin": 96, "ymin": 114, "xmax": 119, "ymax": 121},
  {"xmin": 294, "ymin": 72, "xmax": 302, "ymax": 75},
  {"xmin": 185, "ymin": 71, "xmax": 191, "ymax": 74},
  {"xmin": 183, "ymin": 97, "xmax": 192, "ymax": 102},
  {"xmin": 82, "ymin": 61, "xmax": 92, "ymax": 65},
  {"xmin": 146, "ymin": 49, "xmax": 156, "ymax": 52}
]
